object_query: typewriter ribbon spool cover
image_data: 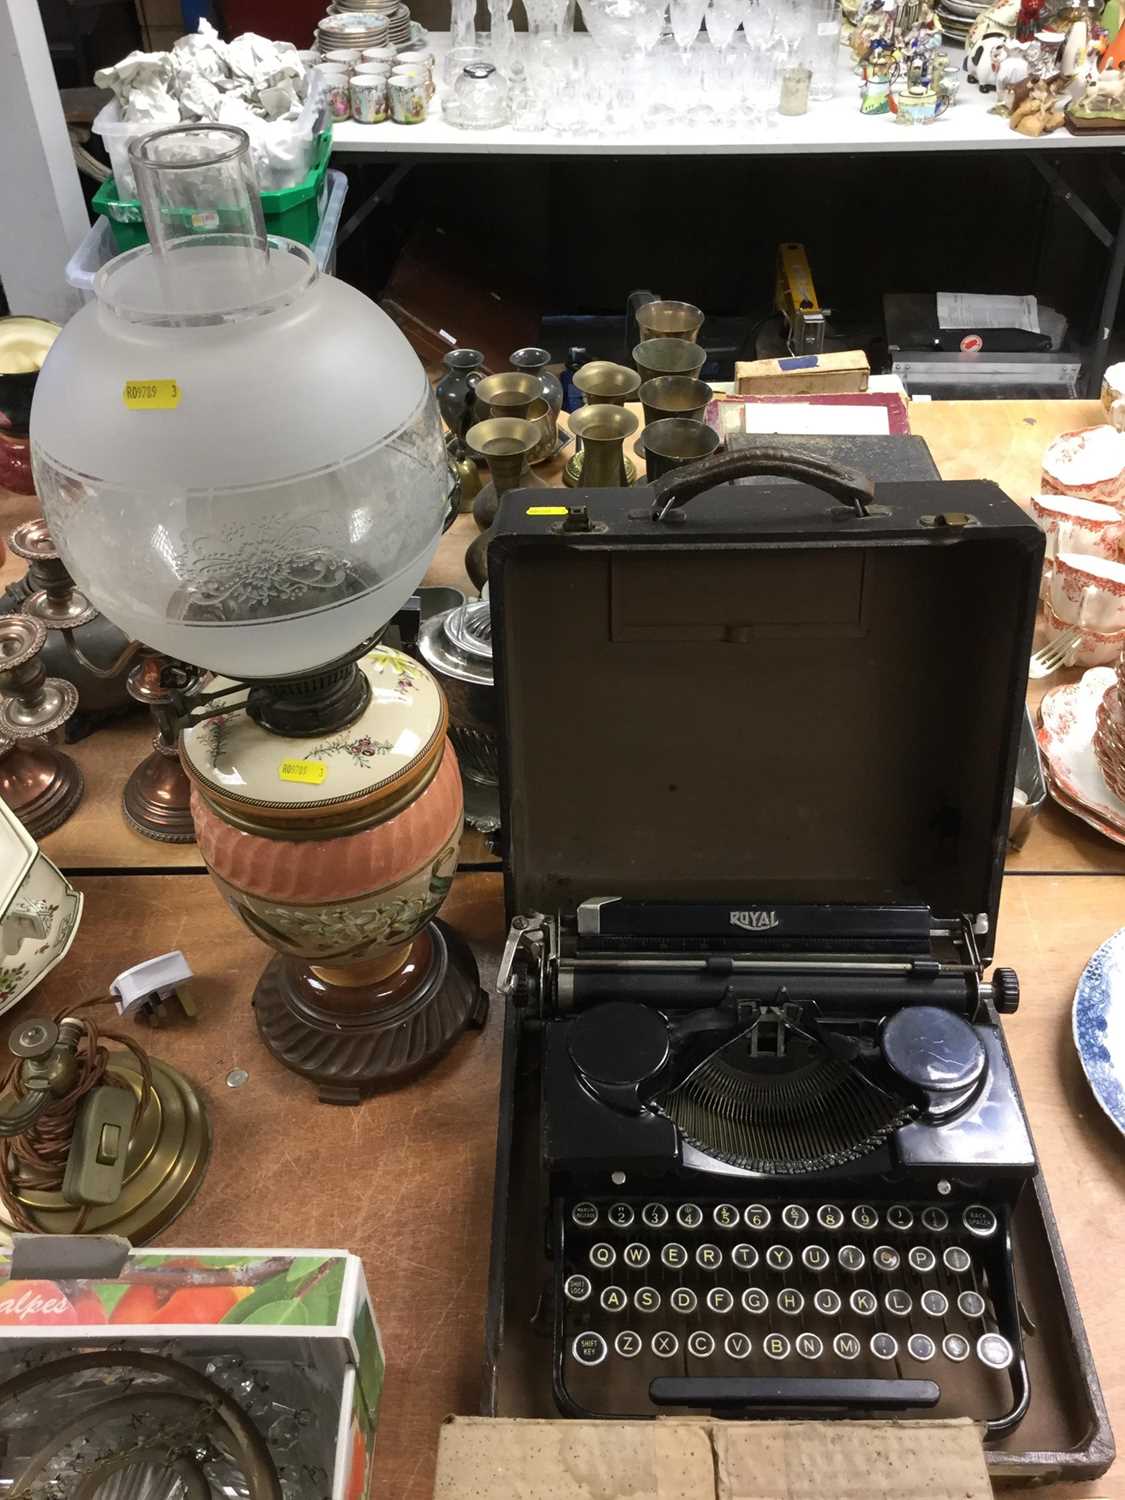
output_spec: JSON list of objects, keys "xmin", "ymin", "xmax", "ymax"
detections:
[{"xmin": 481, "ymin": 458, "xmax": 1112, "ymax": 1482}]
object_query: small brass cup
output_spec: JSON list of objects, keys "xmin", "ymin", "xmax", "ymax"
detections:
[
  {"xmin": 573, "ymin": 360, "xmax": 642, "ymax": 406},
  {"xmin": 633, "ymin": 338, "xmax": 707, "ymax": 384},
  {"xmin": 476, "ymin": 371, "xmax": 543, "ymax": 422},
  {"xmin": 635, "ymin": 299, "xmax": 704, "ymax": 342},
  {"xmin": 639, "ymin": 375, "xmax": 713, "ymax": 429},
  {"xmin": 569, "ymin": 405, "xmax": 639, "ymax": 487},
  {"xmin": 640, "ymin": 417, "xmax": 721, "ymax": 482}
]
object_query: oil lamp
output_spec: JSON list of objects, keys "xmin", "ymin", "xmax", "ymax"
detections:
[{"xmin": 31, "ymin": 124, "xmax": 483, "ymax": 1102}]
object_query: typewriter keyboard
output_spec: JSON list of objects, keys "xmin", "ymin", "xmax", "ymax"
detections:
[{"xmin": 555, "ymin": 1195, "xmax": 1023, "ymax": 1425}]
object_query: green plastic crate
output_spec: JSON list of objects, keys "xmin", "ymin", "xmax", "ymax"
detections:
[{"xmin": 92, "ymin": 131, "xmax": 333, "ymax": 254}]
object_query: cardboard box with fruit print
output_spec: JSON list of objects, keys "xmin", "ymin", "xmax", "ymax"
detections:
[{"xmin": 0, "ymin": 1238, "xmax": 383, "ymax": 1499}]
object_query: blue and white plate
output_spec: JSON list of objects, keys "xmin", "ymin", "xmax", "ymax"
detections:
[{"xmin": 1073, "ymin": 927, "xmax": 1125, "ymax": 1137}]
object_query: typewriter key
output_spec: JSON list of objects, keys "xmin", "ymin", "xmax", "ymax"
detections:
[
  {"xmin": 565, "ymin": 1274, "xmax": 592, "ymax": 1302},
  {"xmin": 677, "ymin": 1203, "xmax": 704, "ymax": 1229},
  {"xmin": 744, "ymin": 1204, "xmax": 772, "ymax": 1230},
  {"xmin": 907, "ymin": 1333, "xmax": 936, "ymax": 1361},
  {"xmin": 766, "ymin": 1244, "xmax": 793, "ymax": 1271},
  {"xmin": 572, "ymin": 1202, "xmax": 598, "ymax": 1227},
  {"xmin": 962, "ymin": 1204, "xmax": 998, "ymax": 1238},
  {"xmin": 851, "ymin": 1204, "xmax": 879, "ymax": 1231},
  {"xmin": 662, "ymin": 1243, "xmax": 688, "ymax": 1269},
  {"xmin": 725, "ymin": 1331, "xmax": 753, "ymax": 1359},
  {"xmin": 688, "ymin": 1330, "xmax": 715, "ymax": 1357},
  {"xmin": 943, "ymin": 1333, "xmax": 970, "ymax": 1362},
  {"xmin": 943, "ymin": 1246, "xmax": 971, "ymax": 1274},
  {"xmin": 782, "ymin": 1204, "xmax": 810, "ymax": 1230},
  {"xmin": 834, "ymin": 1332, "xmax": 861, "ymax": 1360},
  {"xmin": 573, "ymin": 1332, "xmax": 607, "ymax": 1366},
  {"xmin": 921, "ymin": 1289, "xmax": 949, "ymax": 1317},
  {"xmin": 642, "ymin": 1202, "xmax": 669, "ymax": 1229},
  {"xmin": 670, "ymin": 1287, "xmax": 698, "ymax": 1314},
  {"xmin": 696, "ymin": 1243, "xmax": 722, "ymax": 1269},
  {"xmin": 624, "ymin": 1242, "xmax": 651, "ymax": 1269},
  {"xmin": 778, "ymin": 1288, "xmax": 804, "ymax": 1315},
  {"xmin": 590, "ymin": 1243, "xmax": 616, "ymax": 1269},
  {"xmin": 921, "ymin": 1206, "xmax": 949, "ymax": 1233},
  {"xmin": 871, "ymin": 1332, "xmax": 898, "ymax": 1360},
  {"xmin": 884, "ymin": 1289, "xmax": 912, "ymax": 1317},
  {"xmin": 714, "ymin": 1203, "xmax": 740, "ymax": 1229},
  {"xmin": 958, "ymin": 1290, "xmax": 986, "ymax": 1318},
  {"xmin": 977, "ymin": 1332, "xmax": 1014, "ymax": 1369},
  {"xmin": 796, "ymin": 1332, "xmax": 823, "ymax": 1360},
  {"xmin": 849, "ymin": 1289, "xmax": 877, "ymax": 1317},
  {"xmin": 801, "ymin": 1245, "xmax": 829, "ymax": 1272},
  {"xmin": 707, "ymin": 1287, "xmax": 735, "ymax": 1314},
  {"xmin": 887, "ymin": 1204, "xmax": 914, "ymax": 1230},
  {"xmin": 764, "ymin": 1333, "xmax": 790, "ymax": 1360},
  {"xmin": 732, "ymin": 1243, "xmax": 759, "ymax": 1270},
  {"xmin": 838, "ymin": 1244, "xmax": 865, "ymax": 1272},
  {"xmin": 600, "ymin": 1285, "xmax": 627, "ymax": 1313},
  {"xmin": 814, "ymin": 1288, "xmax": 842, "ymax": 1316},
  {"xmin": 652, "ymin": 1331, "xmax": 679, "ymax": 1357},
  {"xmin": 873, "ymin": 1245, "xmax": 900, "ymax": 1272},
  {"xmin": 608, "ymin": 1203, "xmax": 635, "ymax": 1229},
  {"xmin": 908, "ymin": 1246, "xmax": 937, "ymax": 1273},
  {"xmin": 615, "ymin": 1330, "xmax": 643, "ymax": 1358},
  {"xmin": 817, "ymin": 1204, "xmax": 845, "ymax": 1231},
  {"xmin": 634, "ymin": 1286, "xmax": 661, "ymax": 1313},
  {"xmin": 742, "ymin": 1287, "xmax": 769, "ymax": 1315}
]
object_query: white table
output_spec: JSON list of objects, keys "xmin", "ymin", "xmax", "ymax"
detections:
[{"xmin": 330, "ymin": 34, "xmax": 1125, "ymax": 393}]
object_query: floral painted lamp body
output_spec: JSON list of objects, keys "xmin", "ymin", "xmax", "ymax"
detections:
[{"xmin": 183, "ymin": 647, "xmax": 485, "ymax": 1103}]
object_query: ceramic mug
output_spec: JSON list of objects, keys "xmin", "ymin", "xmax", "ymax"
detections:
[
  {"xmin": 351, "ymin": 73, "xmax": 388, "ymax": 122},
  {"xmin": 1050, "ymin": 551, "xmax": 1125, "ymax": 633},
  {"xmin": 1101, "ymin": 361, "xmax": 1125, "ymax": 432},
  {"xmin": 325, "ymin": 47, "xmax": 362, "ymax": 64},
  {"xmin": 315, "ymin": 64, "xmax": 353, "ymax": 120},
  {"xmin": 1043, "ymin": 596, "xmax": 1125, "ymax": 667},
  {"xmin": 362, "ymin": 45, "xmax": 397, "ymax": 63},
  {"xmin": 1031, "ymin": 491, "xmax": 1123, "ymax": 597},
  {"xmin": 389, "ymin": 75, "xmax": 427, "ymax": 123}
]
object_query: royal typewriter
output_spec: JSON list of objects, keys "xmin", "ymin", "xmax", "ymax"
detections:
[{"xmin": 482, "ymin": 447, "xmax": 1113, "ymax": 1481}]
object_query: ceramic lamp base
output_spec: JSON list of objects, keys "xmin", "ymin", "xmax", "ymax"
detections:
[
  {"xmin": 0, "ymin": 740, "xmax": 84, "ymax": 838},
  {"xmin": 123, "ymin": 745, "xmax": 196, "ymax": 843},
  {"xmin": 253, "ymin": 919, "xmax": 488, "ymax": 1104},
  {"xmin": 1, "ymin": 1055, "xmax": 210, "ymax": 1244}
]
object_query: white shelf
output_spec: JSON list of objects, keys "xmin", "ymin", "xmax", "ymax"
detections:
[{"xmin": 332, "ymin": 34, "xmax": 1125, "ymax": 156}]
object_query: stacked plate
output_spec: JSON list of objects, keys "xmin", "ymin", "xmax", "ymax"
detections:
[
  {"xmin": 1038, "ymin": 666, "xmax": 1125, "ymax": 845},
  {"xmin": 317, "ymin": 10, "xmax": 391, "ymax": 50},
  {"xmin": 934, "ymin": 0, "xmax": 988, "ymax": 43}
]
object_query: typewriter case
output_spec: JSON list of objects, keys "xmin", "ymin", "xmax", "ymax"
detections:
[{"xmin": 482, "ymin": 449, "xmax": 1112, "ymax": 1481}]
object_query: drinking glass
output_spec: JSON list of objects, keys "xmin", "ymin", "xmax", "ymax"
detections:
[
  {"xmin": 774, "ymin": 0, "xmax": 809, "ymax": 57},
  {"xmin": 742, "ymin": 0, "xmax": 775, "ymax": 51},
  {"xmin": 806, "ymin": 0, "xmax": 842, "ymax": 100}
]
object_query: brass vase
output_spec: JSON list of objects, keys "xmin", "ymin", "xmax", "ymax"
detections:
[
  {"xmin": 568, "ymin": 406, "xmax": 639, "ymax": 487},
  {"xmin": 566, "ymin": 362, "xmax": 641, "ymax": 487},
  {"xmin": 635, "ymin": 299, "xmax": 704, "ymax": 342},
  {"xmin": 466, "ymin": 417, "xmax": 545, "ymax": 587},
  {"xmin": 476, "ymin": 372, "xmax": 555, "ymax": 465},
  {"xmin": 640, "ymin": 417, "xmax": 722, "ymax": 480},
  {"xmin": 633, "ymin": 338, "xmax": 708, "ymax": 384}
]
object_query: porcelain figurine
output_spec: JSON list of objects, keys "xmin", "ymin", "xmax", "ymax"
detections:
[
  {"xmin": 1069, "ymin": 63, "xmax": 1125, "ymax": 126},
  {"xmin": 965, "ymin": 0, "xmax": 1020, "ymax": 83}
]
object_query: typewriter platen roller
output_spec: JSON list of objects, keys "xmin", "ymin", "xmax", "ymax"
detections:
[{"xmin": 500, "ymin": 897, "xmax": 1035, "ymax": 1432}]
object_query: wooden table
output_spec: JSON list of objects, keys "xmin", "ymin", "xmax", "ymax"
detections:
[{"xmin": 3, "ymin": 399, "xmax": 1125, "ymax": 1500}]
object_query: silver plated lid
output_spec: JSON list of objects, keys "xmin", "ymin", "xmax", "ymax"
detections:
[{"xmin": 417, "ymin": 598, "xmax": 493, "ymax": 687}]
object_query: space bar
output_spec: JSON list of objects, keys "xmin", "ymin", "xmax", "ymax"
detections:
[{"xmin": 650, "ymin": 1377, "xmax": 941, "ymax": 1410}]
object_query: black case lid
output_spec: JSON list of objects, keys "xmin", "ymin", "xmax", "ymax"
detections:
[{"xmin": 488, "ymin": 466, "xmax": 1043, "ymax": 962}]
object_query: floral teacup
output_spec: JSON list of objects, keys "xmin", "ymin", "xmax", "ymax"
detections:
[{"xmin": 1050, "ymin": 551, "xmax": 1125, "ymax": 634}]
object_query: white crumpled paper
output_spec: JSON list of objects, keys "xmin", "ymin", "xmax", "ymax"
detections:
[{"xmin": 95, "ymin": 20, "xmax": 322, "ymax": 195}]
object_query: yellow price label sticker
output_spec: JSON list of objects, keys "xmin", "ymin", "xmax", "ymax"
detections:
[
  {"xmin": 123, "ymin": 379, "xmax": 181, "ymax": 410},
  {"xmin": 279, "ymin": 758, "xmax": 327, "ymax": 786},
  {"xmin": 526, "ymin": 505, "xmax": 569, "ymax": 516}
]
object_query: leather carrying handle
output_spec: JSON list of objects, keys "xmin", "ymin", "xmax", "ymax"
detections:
[{"xmin": 650, "ymin": 446, "xmax": 876, "ymax": 521}]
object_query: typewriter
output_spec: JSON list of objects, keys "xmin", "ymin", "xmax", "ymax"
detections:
[{"xmin": 484, "ymin": 446, "xmax": 1111, "ymax": 1477}]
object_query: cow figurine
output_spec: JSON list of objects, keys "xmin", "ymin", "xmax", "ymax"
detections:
[{"xmin": 965, "ymin": 0, "xmax": 1020, "ymax": 84}]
